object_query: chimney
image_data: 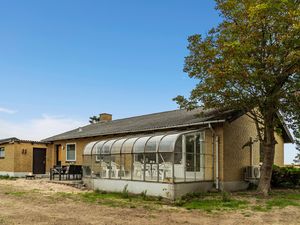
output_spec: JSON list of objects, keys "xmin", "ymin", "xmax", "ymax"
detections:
[{"xmin": 99, "ymin": 113, "xmax": 112, "ymax": 122}]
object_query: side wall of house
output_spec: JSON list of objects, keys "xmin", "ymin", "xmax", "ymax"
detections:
[
  {"xmin": 13, "ymin": 143, "xmax": 49, "ymax": 173},
  {"xmin": 48, "ymin": 137, "xmax": 100, "ymax": 169},
  {"xmin": 223, "ymin": 115, "xmax": 285, "ymax": 184},
  {"xmin": 0, "ymin": 143, "xmax": 15, "ymax": 174}
]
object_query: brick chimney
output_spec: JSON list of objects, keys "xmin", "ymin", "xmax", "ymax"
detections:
[{"xmin": 99, "ymin": 113, "xmax": 112, "ymax": 122}]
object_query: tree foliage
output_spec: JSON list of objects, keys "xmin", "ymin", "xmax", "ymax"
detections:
[
  {"xmin": 89, "ymin": 115, "xmax": 100, "ymax": 124},
  {"xmin": 174, "ymin": 0, "xmax": 300, "ymax": 194}
]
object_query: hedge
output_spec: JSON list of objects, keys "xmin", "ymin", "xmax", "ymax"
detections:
[{"xmin": 271, "ymin": 165, "xmax": 300, "ymax": 188}]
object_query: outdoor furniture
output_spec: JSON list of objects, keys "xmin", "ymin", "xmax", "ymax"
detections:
[
  {"xmin": 26, "ymin": 174, "xmax": 36, "ymax": 180},
  {"xmin": 50, "ymin": 165, "xmax": 82, "ymax": 181}
]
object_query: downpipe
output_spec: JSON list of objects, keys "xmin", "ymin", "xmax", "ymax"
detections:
[{"xmin": 209, "ymin": 123, "xmax": 220, "ymax": 190}]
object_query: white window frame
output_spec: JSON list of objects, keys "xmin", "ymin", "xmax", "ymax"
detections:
[
  {"xmin": 0, "ymin": 147, "xmax": 5, "ymax": 158},
  {"xmin": 66, "ymin": 143, "xmax": 76, "ymax": 162}
]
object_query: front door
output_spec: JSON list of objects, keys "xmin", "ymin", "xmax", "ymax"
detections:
[
  {"xmin": 55, "ymin": 145, "xmax": 62, "ymax": 166},
  {"xmin": 33, "ymin": 148, "xmax": 46, "ymax": 174}
]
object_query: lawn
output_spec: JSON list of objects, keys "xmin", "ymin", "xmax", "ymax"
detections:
[{"xmin": 0, "ymin": 179, "xmax": 299, "ymax": 225}]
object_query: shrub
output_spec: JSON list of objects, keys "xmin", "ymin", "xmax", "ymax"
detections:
[
  {"xmin": 121, "ymin": 184, "xmax": 129, "ymax": 199},
  {"xmin": 271, "ymin": 165, "xmax": 300, "ymax": 188},
  {"xmin": 221, "ymin": 191, "xmax": 231, "ymax": 202},
  {"xmin": 141, "ymin": 190, "xmax": 148, "ymax": 200}
]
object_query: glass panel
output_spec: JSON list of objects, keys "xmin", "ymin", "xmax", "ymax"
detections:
[
  {"xmin": 93, "ymin": 141, "xmax": 106, "ymax": 155},
  {"xmin": 174, "ymin": 152, "xmax": 184, "ymax": 182},
  {"xmin": 158, "ymin": 152, "xmax": 173, "ymax": 182},
  {"xmin": 111, "ymin": 155, "xmax": 121, "ymax": 178},
  {"xmin": 145, "ymin": 135, "xmax": 164, "ymax": 152},
  {"xmin": 133, "ymin": 154, "xmax": 144, "ymax": 180},
  {"xmin": 99, "ymin": 155, "xmax": 110, "ymax": 178},
  {"xmin": 133, "ymin": 136, "xmax": 151, "ymax": 153},
  {"xmin": 0, "ymin": 147, "xmax": 5, "ymax": 158},
  {"xmin": 145, "ymin": 153, "xmax": 157, "ymax": 181},
  {"xmin": 66, "ymin": 144, "xmax": 76, "ymax": 161},
  {"xmin": 91, "ymin": 154, "xmax": 101, "ymax": 178},
  {"xmin": 122, "ymin": 138, "xmax": 138, "ymax": 153},
  {"xmin": 83, "ymin": 142, "xmax": 97, "ymax": 155},
  {"xmin": 120, "ymin": 154, "xmax": 132, "ymax": 180},
  {"xmin": 101, "ymin": 140, "xmax": 115, "ymax": 154},
  {"xmin": 185, "ymin": 135, "xmax": 196, "ymax": 181},
  {"xmin": 111, "ymin": 138, "xmax": 126, "ymax": 154},
  {"xmin": 159, "ymin": 134, "xmax": 179, "ymax": 152},
  {"xmin": 82, "ymin": 155, "xmax": 92, "ymax": 177}
]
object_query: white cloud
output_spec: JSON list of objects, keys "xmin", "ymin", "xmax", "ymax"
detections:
[
  {"xmin": 0, "ymin": 114, "xmax": 85, "ymax": 141},
  {"xmin": 0, "ymin": 107, "xmax": 17, "ymax": 114}
]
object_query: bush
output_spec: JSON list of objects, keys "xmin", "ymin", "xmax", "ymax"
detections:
[
  {"xmin": 271, "ymin": 165, "xmax": 300, "ymax": 188},
  {"xmin": 221, "ymin": 191, "xmax": 231, "ymax": 202},
  {"xmin": 121, "ymin": 184, "xmax": 129, "ymax": 199}
]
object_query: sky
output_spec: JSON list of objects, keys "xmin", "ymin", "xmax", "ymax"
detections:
[{"xmin": 0, "ymin": 0, "xmax": 297, "ymax": 164}]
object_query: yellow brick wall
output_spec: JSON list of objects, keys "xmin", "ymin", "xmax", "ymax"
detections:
[
  {"xmin": 13, "ymin": 142, "xmax": 48, "ymax": 172},
  {"xmin": 223, "ymin": 115, "xmax": 285, "ymax": 182},
  {"xmin": 49, "ymin": 137, "xmax": 100, "ymax": 168},
  {"xmin": 0, "ymin": 143, "xmax": 15, "ymax": 172},
  {"xmin": 0, "ymin": 142, "xmax": 48, "ymax": 173},
  {"xmin": 274, "ymin": 133, "xmax": 284, "ymax": 166}
]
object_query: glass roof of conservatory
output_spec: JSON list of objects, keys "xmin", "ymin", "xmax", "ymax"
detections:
[{"xmin": 83, "ymin": 130, "xmax": 198, "ymax": 156}]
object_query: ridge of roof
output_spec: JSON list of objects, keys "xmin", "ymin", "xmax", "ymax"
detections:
[{"xmin": 42, "ymin": 108, "xmax": 232, "ymax": 142}]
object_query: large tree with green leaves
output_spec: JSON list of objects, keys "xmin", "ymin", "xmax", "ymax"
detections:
[{"xmin": 174, "ymin": 0, "xmax": 299, "ymax": 195}]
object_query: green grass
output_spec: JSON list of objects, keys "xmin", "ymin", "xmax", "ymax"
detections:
[
  {"xmin": 0, "ymin": 175, "xmax": 17, "ymax": 180},
  {"xmin": 4, "ymin": 191, "xmax": 26, "ymax": 197},
  {"xmin": 183, "ymin": 199, "xmax": 249, "ymax": 212},
  {"xmin": 51, "ymin": 189, "xmax": 300, "ymax": 212}
]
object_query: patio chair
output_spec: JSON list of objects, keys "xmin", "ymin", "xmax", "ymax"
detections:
[
  {"xmin": 133, "ymin": 162, "xmax": 143, "ymax": 179},
  {"xmin": 100, "ymin": 161, "xmax": 110, "ymax": 178}
]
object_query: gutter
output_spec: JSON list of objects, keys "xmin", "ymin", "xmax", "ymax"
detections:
[{"xmin": 209, "ymin": 123, "xmax": 220, "ymax": 190}]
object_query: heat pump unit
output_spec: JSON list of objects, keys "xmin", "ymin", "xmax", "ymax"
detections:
[{"xmin": 244, "ymin": 166, "xmax": 261, "ymax": 180}]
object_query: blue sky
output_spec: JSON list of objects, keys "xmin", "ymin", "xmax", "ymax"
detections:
[{"xmin": 0, "ymin": 0, "xmax": 297, "ymax": 163}]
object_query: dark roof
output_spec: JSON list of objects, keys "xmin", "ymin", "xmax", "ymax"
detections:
[
  {"xmin": 0, "ymin": 137, "xmax": 48, "ymax": 145},
  {"xmin": 43, "ymin": 108, "xmax": 240, "ymax": 142}
]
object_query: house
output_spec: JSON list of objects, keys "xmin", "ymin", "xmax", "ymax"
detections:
[
  {"xmin": 43, "ymin": 109, "xmax": 293, "ymax": 199},
  {"xmin": 0, "ymin": 138, "xmax": 49, "ymax": 177}
]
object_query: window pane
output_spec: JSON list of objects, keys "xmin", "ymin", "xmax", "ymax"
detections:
[
  {"xmin": 100, "ymin": 155, "xmax": 110, "ymax": 178},
  {"xmin": 101, "ymin": 140, "xmax": 115, "ymax": 154},
  {"xmin": 83, "ymin": 141, "xmax": 97, "ymax": 155},
  {"xmin": 120, "ymin": 154, "xmax": 132, "ymax": 180},
  {"xmin": 174, "ymin": 152, "xmax": 184, "ymax": 182},
  {"xmin": 145, "ymin": 135, "xmax": 164, "ymax": 152},
  {"xmin": 159, "ymin": 134, "xmax": 178, "ymax": 152},
  {"xmin": 158, "ymin": 153, "xmax": 173, "ymax": 182},
  {"xmin": 133, "ymin": 154, "xmax": 144, "ymax": 180},
  {"xmin": 145, "ymin": 153, "xmax": 157, "ymax": 181},
  {"xmin": 111, "ymin": 139, "xmax": 127, "ymax": 154},
  {"xmin": 111, "ymin": 155, "xmax": 121, "ymax": 178},
  {"xmin": 66, "ymin": 144, "xmax": 76, "ymax": 161},
  {"xmin": 0, "ymin": 147, "xmax": 5, "ymax": 158},
  {"xmin": 122, "ymin": 138, "xmax": 138, "ymax": 153},
  {"xmin": 133, "ymin": 137, "xmax": 151, "ymax": 153}
]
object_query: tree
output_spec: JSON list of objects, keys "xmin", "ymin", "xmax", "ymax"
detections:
[
  {"xmin": 89, "ymin": 115, "xmax": 100, "ymax": 124},
  {"xmin": 174, "ymin": 0, "xmax": 299, "ymax": 196}
]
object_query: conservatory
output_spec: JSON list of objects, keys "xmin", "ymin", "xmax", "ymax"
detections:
[{"xmin": 82, "ymin": 130, "xmax": 214, "ymax": 199}]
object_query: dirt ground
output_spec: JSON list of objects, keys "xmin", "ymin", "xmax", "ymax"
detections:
[{"xmin": 0, "ymin": 179, "xmax": 299, "ymax": 225}]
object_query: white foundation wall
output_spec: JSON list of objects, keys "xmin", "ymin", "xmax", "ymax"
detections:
[
  {"xmin": 0, "ymin": 171, "xmax": 31, "ymax": 177},
  {"xmin": 83, "ymin": 178, "xmax": 215, "ymax": 199}
]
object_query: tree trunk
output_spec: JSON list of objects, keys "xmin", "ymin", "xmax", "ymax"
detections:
[{"xmin": 257, "ymin": 112, "xmax": 276, "ymax": 196}]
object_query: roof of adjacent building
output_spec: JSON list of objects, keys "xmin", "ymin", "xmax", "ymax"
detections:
[
  {"xmin": 0, "ymin": 137, "xmax": 48, "ymax": 145},
  {"xmin": 42, "ymin": 108, "xmax": 243, "ymax": 142}
]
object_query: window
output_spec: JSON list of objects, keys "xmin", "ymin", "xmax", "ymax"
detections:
[
  {"xmin": 66, "ymin": 144, "xmax": 76, "ymax": 161},
  {"xmin": 0, "ymin": 147, "xmax": 4, "ymax": 158}
]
